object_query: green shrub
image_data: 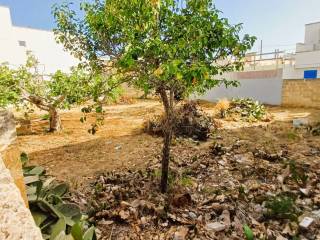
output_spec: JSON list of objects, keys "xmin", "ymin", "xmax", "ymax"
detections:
[
  {"xmin": 227, "ymin": 98, "xmax": 267, "ymax": 121},
  {"xmin": 288, "ymin": 160, "xmax": 308, "ymax": 186},
  {"xmin": 264, "ymin": 194, "xmax": 298, "ymax": 220}
]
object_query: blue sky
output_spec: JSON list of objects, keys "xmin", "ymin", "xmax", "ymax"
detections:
[{"xmin": 1, "ymin": 0, "xmax": 320, "ymax": 53}]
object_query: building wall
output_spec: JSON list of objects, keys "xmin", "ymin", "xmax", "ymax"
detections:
[
  {"xmin": 283, "ymin": 64, "xmax": 320, "ymax": 79},
  {"xmin": 194, "ymin": 70, "xmax": 283, "ymax": 105},
  {"xmin": 0, "ymin": 6, "xmax": 78, "ymax": 74},
  {"xmin": 304, "ymin": 22, "xmax": 320, "ymax": 45},
  {"xmin": 282, "ymin": 79, "xmax": 320, "ymax": 108}
]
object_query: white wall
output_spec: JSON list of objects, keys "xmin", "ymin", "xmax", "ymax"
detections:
[
  {"xmin": 13, "ymin": 27, "xmax": 78, "ymax": 73},
  {"xmin": 194, "ymin": 72, "xmax": 283, "ymax": 105},
  {"xmin": 0, "ymin": 6, "xmax": 78, "ymax": 74},
  {"xmin": 0, "ymin": 7, "xmax": 24, "ymax": 65},
  {"xmin": 305, "ymin": 22, "xmax": 320, "ymax": 45}
]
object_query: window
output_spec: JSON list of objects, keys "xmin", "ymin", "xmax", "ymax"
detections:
[{"xmin": 18, "ymin": 40, "xmax": 26, "ymax": 47}]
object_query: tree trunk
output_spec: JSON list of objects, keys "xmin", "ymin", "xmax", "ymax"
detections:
[
  {"xmin": 159, "ymin": 89, "xmax": 174, "ymax": 193},
  {"xmin": 160, "ymin": 123, "xmax": 173, "ymax": 193},
  {"xmin": 49, "ymin": 108, "xmax": 62, "ymax": 132}
]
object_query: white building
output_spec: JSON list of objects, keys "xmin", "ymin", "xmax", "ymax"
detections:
[
  {"xmin": 283, "ymin": 22, "xmax": 320, "ymax": 80},
  {"xmin": 196, "ymin": 21, "xmax": 320, "ymax": 107},
  {"xmin": 0, "ymin": 6, "xmax": 78, "ymax": 74}
]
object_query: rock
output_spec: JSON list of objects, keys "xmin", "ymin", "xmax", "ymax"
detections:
[
  {"xmin": 205, "ymin": 222, "xmax": 227, "ymax": 232},
  {"xmin": 120, "ymin": 201, "xmax": 132, "ymax": 208},
  {"xmin": 98, "ymin": 219, "xmax": 114, "ymax": 225},
  {"xmin": 219, "ymin": 210, "xmax": 231, "ymax": 228},
  {"xmin": 119, "ymin": 210, "xmax": 130, "ymax": 220},
  {"xmin": 234, "ymin": 153, "xmax": 253, "ymax": 164},
  {"xmin": 140, "ymin": 216, "xmax": 147, "ymax": 225},
  {"xmin": 115, "ymin": 144, "xmax": 122, "ymax": 150},
  {"xmin": 293, "ymin": 118, "xmax": 309, "ymax": 128},
  {"xmin": 174, "ymin": 226, "xmax": 189, "ymax": 240},
  {"xmin": 299, "ymin": 188, "xmax": 310, "ymax": 196},
  {"xmin": 299, "ymin": 217, "xmax": 314, "ymax": 229},
  {"xmin": 312, "ymin": 210, "xmax": 320, "ymax": 219},
  {"xmin": 276, "ymin": 235, "xmax": 288, "ymax": 240},
  {"xmin": 0, "ymin": 157, "xmax": 42, "ymax": 240},
  {"xmin": 188, "ymin": 211, "xmax": 197, "ymax": 219}
]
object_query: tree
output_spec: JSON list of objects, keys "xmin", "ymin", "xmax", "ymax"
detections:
[
  {"xmin": 0, "ymin": 52, "xmax": 121, "ymax": 132},
  {"xmin": 53, "ymin": 0, "xmax": 256, "ymax": 192}
]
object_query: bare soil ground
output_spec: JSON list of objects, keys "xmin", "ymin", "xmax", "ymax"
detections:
[
  {"xmin": 16, "ymin": 100, "xmax": 320, "ymax": 187},
  {"xmin": 16, "ymin": 100, "xmax": 320, "ymax": 239}
]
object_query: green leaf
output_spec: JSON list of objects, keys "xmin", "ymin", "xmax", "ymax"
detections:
[
  {"xmin": 24, "ymin": 175, "xmax": 40, "ymax": 185},
  {"xmin": 83, "ymin": 226, "xmax": 95, "ymax": 240},
  {"xmin": 243, "ymin": 224, "xmax": 254, "ymax": 240},
  {"xmin": 50, "ymin": 218, "xmax": 66, "ymax": 240},
  {"xmin": 20, "ymin": 152, "xmax": 29, "ymax": 166},
  {"xmin": 95, "ymin": 105, "xmax": 102, "ymax": 113},
  {"xmin": 28, "ymin": 194, "xmax": 37, "ymax": 201},
  {"xmin": 53, "ymin": 231, "xmax": 74, "ymax": 240},
  {"xmin": 49, "ymin": 183, "xmax": 69, "ymax": 197},
  {"xmin": 37, "ymin": 200, "xmax": 63, "ymax": 218},
  {"xmin": 28, "ymin": 166, "xmax": 45, "ymax": 175},
  {"xmin": 56, "ymin": 203, "xmax": 81, "ymax": 218},
  {"xmin": 32, "ymin": 211, "xmax": 48, "ymax": 226},
  {"xmin": 27, "ymin": 186, "xmax": 37, "ymax": 195},
  {"xmin": 71, "ymin": 222, "xmax": 83, "ymax": 240},
  {"xmin": 43, "ymin": 177, "xmax": 56, "ymax": 188}
]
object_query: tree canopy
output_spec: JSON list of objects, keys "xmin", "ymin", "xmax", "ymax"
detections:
[
  {"xmin": 0, "ymin": 52, "xmax": 122, "ymax": 131},
  {"xmin": 53, "ymin": 0, "xmax": 256, "ymax": 191}
]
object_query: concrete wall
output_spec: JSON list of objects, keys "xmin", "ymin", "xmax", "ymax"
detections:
[
  {"xmin": 282, "ymin": 79, "xmax": 320, "ymax": 108},
  {"xmin": 304, "ymin": 22, "xmax": 320, "ymax": 45},
  {"xmin": 295, "ymin": 50, "xmax": 320, "ymax": 69},
  {"xmin": 194, "ymin": 70, "xmax": 283, "ymax": 105},
  {"xmin": 283, "ymin": 64, "xmax": 320, "ymax": 80},
  {"xmin": 0, "ymin": 6, "xmax": 78, "ymax": 74}
]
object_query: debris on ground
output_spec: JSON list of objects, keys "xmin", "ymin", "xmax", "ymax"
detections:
[
  {"xmin": 144, "ymin": 101, "xmax": 215, "ymax": 140},
  {"xmin": 77, "ymin": 128, "xmax": 320, "ymax": 239},
  {"xmin": 309, "ymin": 122, "xmax": 320, "ymax": 136}
]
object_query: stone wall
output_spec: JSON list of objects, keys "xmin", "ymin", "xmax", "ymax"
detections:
[
  {"xmin": 0, "ymin": 110, "xmax": 42, "ymax": 240},
  {"xmin": 282, "ymin": 79, "xmax": 320, "ymax": 108},
  {"xmin": 0, "ymin": 111, "xmax": 28, "ymax": 205}
]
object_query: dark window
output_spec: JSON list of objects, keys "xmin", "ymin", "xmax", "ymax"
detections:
[{"xmin": 18, "ymin": 40, "xmax": 26, "ymax": 47}]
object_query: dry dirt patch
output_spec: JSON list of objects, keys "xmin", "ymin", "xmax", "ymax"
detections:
[{"xmin": 16, "ymin": 100, "xmax": 320, "ymax": 186}]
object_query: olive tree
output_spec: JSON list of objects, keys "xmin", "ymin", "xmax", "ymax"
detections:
[
  {"xmin": 0, "ymin": 52, "xmax": 121, "ymax": 132},
  {"xmin": 53, "ymin": 0, "xmax": 255, "ymax": 192}
]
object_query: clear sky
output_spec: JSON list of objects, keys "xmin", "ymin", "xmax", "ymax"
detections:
[{"xmin": 1, "ymin": 0, "xmax": 320, "ymax": 53}]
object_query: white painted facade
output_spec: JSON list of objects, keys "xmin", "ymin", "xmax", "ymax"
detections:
[
  {"xmin": 0, "ymin": 6, "xmax": 78, "ymax": 74},
  {"xmin": 197, "ymin": 22, "xmax": 320, "ymax": 105},
  {"xmin": 283, "ymin": 22, "xmax": 320, "ymax": 79}
]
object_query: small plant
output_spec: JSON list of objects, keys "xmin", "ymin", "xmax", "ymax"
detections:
[
  {"xmin": 227, "ymin": 98, "xmax": 267, "ymax": 121},
  {"xmin": 287, "ymin": 130, "xmax": 299, "ymax": 140},
  {"xmin": 288, "ymin": 160, "xmax": 309, "ymax": 186},
  {"xmin": 21, "ymin": 153, "xmax": 96, "ymax": 240},
  {"xmin": 264, "ymin": 194, "xmax": 298, "ymax": 220},
  {"xmin": 243, "ymin": 224, "xmax": 254, "ymax": 240},
  {"xmin": 179, "ymin": 176, "xmax": 194, "ymax": 187},
  {"xmin": 41, "ymin": 114, "xmax": 50, "ymax": 121}
]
